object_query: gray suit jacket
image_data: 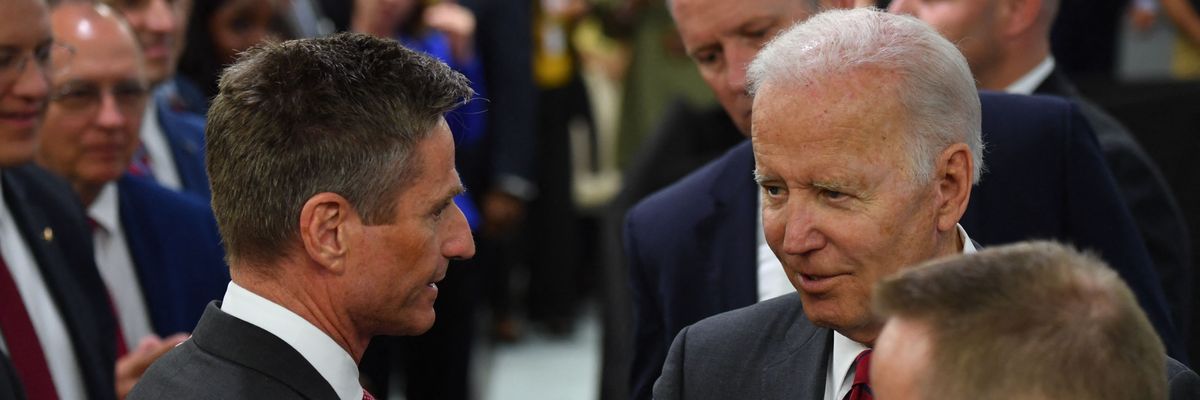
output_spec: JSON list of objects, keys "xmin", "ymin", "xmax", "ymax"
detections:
[
  {"xmin": 127, "ymin": 302, "xmax": 340, "ymax": 400},
  {"xmin": 654, "ymin": 294, "xmax": 1200, "ymax": 400},
  {"xmin": 654, "ymin": 295, "xmax": 830, "ymax": 400}
]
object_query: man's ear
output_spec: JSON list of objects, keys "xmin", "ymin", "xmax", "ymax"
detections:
[
  {"xmin": 933, "ymin": 143, "xmax": 973, "ymax": 233},
  {"xmin": 299, "ymin": 192, "xmax": 354, "ymax": 274},
  {"xmin": 999, "ymin": 0, "xmax": 1043, "ymax": 37}
]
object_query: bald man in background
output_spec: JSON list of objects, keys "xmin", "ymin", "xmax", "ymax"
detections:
[{"xmin": 40, "ymin": 2, "xmax": 229, "ymax": 396}]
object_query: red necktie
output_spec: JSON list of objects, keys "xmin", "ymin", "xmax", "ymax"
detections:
[
  {"xmin": 0, "ymin": 250, "xmax": 60, "ymax": 399},
  {"xmin": 845, "ymin": 349, "xmax": 873, "ymax": 400},
  {"xmin": 362, "ymin": 388, "xmax": 376, "ymax": 400}
]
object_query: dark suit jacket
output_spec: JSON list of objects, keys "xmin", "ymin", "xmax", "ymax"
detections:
[
  {"xmin": 1, "ymin": 165, "xmax": 116, "ymax": 400},
  {"xmin": 0, "ymin": 354, "xmax": 26, "ymax": 400},
  {"xmin": 653, "ymin": 294, "xmax": 1199, "ymax": 400},
  {"xmin": 1035, "ymin": 69, "xmax": 1194, "ymax": 341},
  {"xmin": 626, "ymin": 92, "xmax": 1179, "ymax": 400},
  {"xmin": 153, "ymin": 81, "xmax": 211, "ymax": 200},
  {"xmin": 117, "ymin": 174, "xmax": 228, "ymax": 336},
  {"xmin": 128, "ymin": 302, "xmax": 339, "ymax": 399}
]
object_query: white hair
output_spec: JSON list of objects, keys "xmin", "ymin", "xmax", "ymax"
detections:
[{"xmin": 747, "ymin": 8, "xmax": 984, "ymax": 184}]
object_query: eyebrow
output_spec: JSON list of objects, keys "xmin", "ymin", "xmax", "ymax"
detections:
[
  {"xmin": 752, "ymin": 169, "xmax": 772, "ymax": 185},
  {"xmin": 441, "ymin": 183, "xmax": 466, "ymax": 205}
]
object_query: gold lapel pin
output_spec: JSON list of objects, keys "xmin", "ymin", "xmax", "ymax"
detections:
[{"xmin": 43, "ymin": 227, "xmax": 53, "ymax": 242}]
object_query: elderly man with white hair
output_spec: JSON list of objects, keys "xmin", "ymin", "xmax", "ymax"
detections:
[
  {"xmin": 652, "ymin": 8, "xmax": 1194, "ymax": 399},
  {"xmin": 653, "ymin": 8, "xmax": 978, "ymax": 399}
]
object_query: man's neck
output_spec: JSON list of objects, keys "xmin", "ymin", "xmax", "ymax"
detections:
[
  {"xmin": 230, "ymin": 265, "xmax": 369, "ymax": 362},
  {"xmin": 979, "ymin": 42, "xmax": 1050, "ymax": 91}
]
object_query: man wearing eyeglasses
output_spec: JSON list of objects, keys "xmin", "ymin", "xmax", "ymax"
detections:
[
  {"xmin": 34, "ymin": 2, "xmax": 229, "ymax": 397},
  {"xmin": 0, "ymin": 0, "xmax": 120, "ymax": 398}
]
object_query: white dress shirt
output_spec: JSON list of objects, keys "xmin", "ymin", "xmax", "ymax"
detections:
[
  {"xmin": 0, "ymin": 175, "xmax": 86, "ymax": 399},
  {"xmin": 139, "ymin": 101, "xmax": 182, "ymax": 190},
  {"xmin": 221, "ymin": 282, "xmax": 364, "ymax": 400},
  {"xmin": 88, "ymin": 183, "xmax": 155, "ymax": 348},
  {"xmin": 1005, "ymin": 57, "xmax": 1056, "ymax": 95},
  {"xmin": 756, "ymin": 195, "xmax": 795, "ymax": 301},
  {"xmin": 822, "ymin": 225, "xmax": 978, "ymax": 400}
]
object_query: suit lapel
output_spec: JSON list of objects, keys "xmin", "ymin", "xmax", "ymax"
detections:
[
  {"xmin": 761, "ymin": 297, "xmax": 831, "ymax": 400},
  {"xmin": 1, "ymin": 167, "xmax": 116, "ymax": 400},
  {"xmin": 703, "ymin": 142, "xmax": 759, "ymax": 310},
  {"xmin": 191, "ymin": 302, "xmax": 339, "ymax": 400}
]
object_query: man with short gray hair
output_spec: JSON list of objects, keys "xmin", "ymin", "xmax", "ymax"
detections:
[
  {"xmin": 654, "ymin": 9, "xmax": 980, "ymax": 398},
  {"xmin": 129, "ymin": 32, "xmax": 477, "ymax": 399}
]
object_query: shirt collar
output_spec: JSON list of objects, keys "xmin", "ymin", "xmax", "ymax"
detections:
[
  {"xmin": 830, "ymin": 223, "xmax": 977, "ymax": 396},
  {"xmin": 221, "ymin": 282, "xmax": 363, "ymax": 400},
  {"xmin": 958, "ymin": 223, "xmax": 977, "ymax": 254},
  {"xmin": 87, "ymin": 183, "xmax": 119, "ymax": 235},
  {"xmin": 1005, "ymin": 56, "xmax": 1056, "ymax": 95}
]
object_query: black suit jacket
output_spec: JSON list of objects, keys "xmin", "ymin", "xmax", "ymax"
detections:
[
  {"xmin": 129, "ymin": 302, "xmax": 339, "ymax": 399},
  {"xmin": 626, "ymin": 92, "xmax": 1180, "ymax": 400},
  {"xmin": 1, "ymin": 165, "xmax": 116, "ymax": 400},
  {"xmin": 0, "ymin": 354, "xmax": 26, "ymax": 400},
  {"xmin": 1035, "ymin": 69, "xmax": 1194, "ymax": 340},
  {"xmin": 654, "ymin": 294, "xmax": 1199, "ymax": 400}
]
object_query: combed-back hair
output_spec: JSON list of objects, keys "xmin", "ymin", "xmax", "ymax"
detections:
[
  {"xmin": 748, "ymin": 8, "xmax": 983, "ymax": 184},
  {"xmin": 206, "ymin": 32, "xmax": 473, "ymax": 268}
]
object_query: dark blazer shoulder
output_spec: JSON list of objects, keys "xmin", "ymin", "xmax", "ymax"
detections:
[
  {"xmin": 131, "ymin": 302, "xmax": 337, "ymax": 400},
  {"xmin": 1168, "ymin": 357, "xmax": 1200, "ymax": 400},
  {"xmin": 683, "ymin": 294, "xmax": 806, "ymax": 344},
  {"xmin": 629, "ymin": 140, "xmax": 753, "ymax": 219},
  {"xmin": 655, "ymin": 295, "xmax": 829, "ymax": 400}
]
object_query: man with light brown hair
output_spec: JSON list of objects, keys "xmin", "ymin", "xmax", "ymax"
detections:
[
  {"xmin": 872, "ymin": 241, "xmax": 1199, "ymax": 400},
  {"xmin": 129, "ymin": 32, "xmax": 477, "ymax": 399}
]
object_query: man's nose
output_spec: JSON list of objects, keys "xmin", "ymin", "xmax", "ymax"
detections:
[
  {"xmin": 725, "ymin": 45, "xmax": 753, "ymax": 96},
  {"xmin": 780, "ymin": 205, "xmax": 827, "ymax": 255},
  {"xmin": 445, "ymin": 203, "xmax": 476, "ymax": 261}
]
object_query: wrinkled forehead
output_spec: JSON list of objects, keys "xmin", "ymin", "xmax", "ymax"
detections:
[{"xmin": 752, "ymin": 71, "xmax": 910, "ymax": 140}]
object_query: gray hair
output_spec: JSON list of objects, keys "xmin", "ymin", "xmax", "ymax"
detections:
[
  {"xmin": 748, "ymin": 8, "xmax": 983, "ymax": 184},
  {"xmin": 207, "ymin": 32, "xmax": 472, "ymax": 268}
]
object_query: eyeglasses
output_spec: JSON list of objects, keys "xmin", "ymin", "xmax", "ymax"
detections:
[
  {"xmin": 0, "ymin": 41, "xmax": 73, "ymax": 90},
  {"xmin": 49, "ymin": 81, "xmax": 150, "ymax": 115}
]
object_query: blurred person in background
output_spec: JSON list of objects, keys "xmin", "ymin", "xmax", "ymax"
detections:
[
  {"xmin": 352, "ymin": 1, "xmax": 488, "ymax": 398},
  {"xmin": 175, "ymin": 0, "xmax": 291, "ymax": 116},
  {"xmin": 101, "ymin": 0, "xmax": 213, "ymax": 199},
  {"xmin": 1164, "ymin": 0, "xmax": 1200, "ymax": 77},
  {"xmin": 38, "ymin": 2, "xmax": 230, "ymax": 396},
  {"xmin": 0, "ymin": 0, "xmax": 118, "ymax": 398},
  {"xmin": 889, "ymin": 0, "xmax": 1194, "ymax": 363}
]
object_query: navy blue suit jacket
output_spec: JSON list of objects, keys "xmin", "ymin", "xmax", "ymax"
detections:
[
  {"xmin": 117, "ymin": 174, "xmax": 228, "ymax": 335},
  {"xmin": 625, "ymin": 92, "xmax": 1179, "ymax": 400},
  {"xmin": 2, "ymin": 165, "xmax": 116, "ymax": 400},
  {"xmin": 153, "ymin": 81, "xmax": 210, "ymax": 200}
]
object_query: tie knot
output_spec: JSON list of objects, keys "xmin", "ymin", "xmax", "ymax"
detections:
[{"xmin": 852, "ymin": 349, "xmax": 872, "ymax": 386}]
